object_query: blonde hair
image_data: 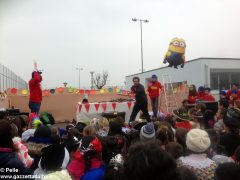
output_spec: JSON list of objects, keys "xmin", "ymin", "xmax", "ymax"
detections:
[
  {"xmin": 98, "ymin": 118, "xmax": 109, "ymax": 129},
  {"xmin": 83, "ymin": 125, "xmax": 96, "ymax": 136}
]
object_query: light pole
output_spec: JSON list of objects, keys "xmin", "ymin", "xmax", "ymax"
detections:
[
  {"xmin": 90, "ymin": 71, "xmax": 95, "ymax": 90},
  {"xmin": 76, "ymin": 67, "xmax": 83, "ymax": 89},
  {"xmin": 132, "ymin": 18, "xmax": 149, "ymax": 73}
]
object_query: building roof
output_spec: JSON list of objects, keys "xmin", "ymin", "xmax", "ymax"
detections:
[{"xmin": 126, "ymin": 57, "xmax": 240, "ymax": 77}]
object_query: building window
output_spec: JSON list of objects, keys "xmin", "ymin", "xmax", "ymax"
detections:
[{"xmin": 210, "ymin": 69, "xmax": 240, "ymax": 90}]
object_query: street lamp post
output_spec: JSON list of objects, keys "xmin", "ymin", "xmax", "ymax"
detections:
[
  {"xmin": 76, "ymin": 67, "xmax": 83, "ymax": 89},
  {"xmin": 132, "ymin": 18, "xmax": 149, "ymax": 73},
  {"xmin": 90, "ymin": 71, "xmax": 95, "ymax": 90}
]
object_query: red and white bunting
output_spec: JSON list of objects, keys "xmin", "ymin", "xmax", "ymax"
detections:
[
  {"xmin": 101, "ymin": 103, "xmax": 107, "ymax": 111},
  {"xmin": 127, "ymin": 102, "xmax": 132, "ymax": 110},
  {"xmin": 94, "ymin": 103, "xmax": 100, "ymax": 112},
  {"xmin": 112, "ymin": 102, "xmax": 117, "ymax": 110},
  {"xmin": 78, "ymin": 104, "xmax": 82, "ymax": 112},
  {"xmin": 84, "ymin": 103, "xmax": 90, "ymax": 112}
]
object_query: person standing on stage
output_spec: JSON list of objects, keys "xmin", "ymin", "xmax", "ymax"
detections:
[
  {"xmin": 129, "ymin": 77, "xmax": 151, "ymax": 124},
  {"xmin": 29, "ymin": 70, "xmax": 42, "ymax": 114},
  {"xmin": 147, "ymin": 75, "xmax": 163, "ymax": 119}
]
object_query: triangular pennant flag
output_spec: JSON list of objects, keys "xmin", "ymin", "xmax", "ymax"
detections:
[
  {"xmin": 94, "ymin": 103, "xmax": 100, "ymax": 112},
  {"xmin": 78, "ymin": 104, "xmax": 82, "ymax": 112},
  {"xmin": 127, "ymin": 102, "xmax": 132, "ymax": 109},
  {"xmin": 101, "ymin": 103, "xmax": 107, "ymax": 111},
  {"xmin": 112, "ymin": 102, "xmax": 117, "ymax": 110},
  {"xmin": 84, "ymin": 103, "xmax": 90, "ymax": 112}
]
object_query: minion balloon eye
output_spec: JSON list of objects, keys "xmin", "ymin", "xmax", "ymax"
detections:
[
  {"xmin": 163, "ymin": 37, "xmax": 186, "ymax": 69},
  {"xmin": 179, "ymin": 42, "xmax": 185, "ymax": 47},
  {"xmin": 173, "ymin": 41, "xmax": 179, "ymax": 46}
]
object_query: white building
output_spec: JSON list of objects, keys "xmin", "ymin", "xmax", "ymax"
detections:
[{"xmin": 125, "ymin": 58, "xmax": 240, "ymax": 93}]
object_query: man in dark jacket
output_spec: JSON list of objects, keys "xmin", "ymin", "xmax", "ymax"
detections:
[
  {"xmin": 29, "ymin": 71, "xmax": 42, "ymax": 114},
  {"xmin": 129, "ymin": 77, "xmax": 151, "ymax": 124}
]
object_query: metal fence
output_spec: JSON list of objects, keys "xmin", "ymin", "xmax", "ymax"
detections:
[{"xmin": 0, "ymin": 63, "xmax": 28, "ymax": 92}]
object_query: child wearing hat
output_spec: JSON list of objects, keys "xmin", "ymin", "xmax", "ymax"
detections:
[{"xmin": 178, "ymin": 129, "xmax": 217, "ymax": 180}]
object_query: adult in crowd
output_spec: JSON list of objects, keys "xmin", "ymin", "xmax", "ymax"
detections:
[
  {"xmin": 129, "ymin": 77, "xmax": 151, "ymax": 124},
  {"xmin": 29, "ymin": 70, "xmax": 43, "ymax": 114},
  {"xmin": 188, "ymin": 84, "xmax": 198, "ymax": 104},
  {"xmin": 196, "ymin": 86, "xmax": 205, "ymax": 101},
  {"xmin": 226, "ymin": 83, "xmax": 240, "ymax": 103},
  {"xmin": 147, "ymin": 74, "xmax": 163, "ymax": 119},
  {"xmin": 202, "ymin": 87, "xmax": 215, "ymax": 102},
  {"xmin": 219, "ymin": 108, "xmax": 240, "ymax": 156},
  {"xmin": 178, "ymin": 129, "xmax": 217, "ymax": 180}
]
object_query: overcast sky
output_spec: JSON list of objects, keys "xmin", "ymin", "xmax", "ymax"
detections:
[{"xmin": 0, "ymin": 0, "xmax": 240, "ymax": 89}]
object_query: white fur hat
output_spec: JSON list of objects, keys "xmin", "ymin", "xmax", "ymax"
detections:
[{"xmin": 186, "ymin": 129, "xmax": 211, "ymax": 153}]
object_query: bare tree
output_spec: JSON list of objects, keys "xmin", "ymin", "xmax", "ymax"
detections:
[{"xmin": 93, "ymin": 71, "xmax": 109, "ymax": 89}]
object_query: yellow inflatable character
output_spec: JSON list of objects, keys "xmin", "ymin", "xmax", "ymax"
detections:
[{"xmin": 163, "ymin": 38, "xmax": 186, "ymax": 69}]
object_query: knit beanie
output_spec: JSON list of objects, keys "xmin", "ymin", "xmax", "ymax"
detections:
[
  {"xmin": 140, "ymin": 122, "xmax": 155, "ymax": 141},
  {"xmin": 186, "ymin": 129, "xmax": 210, "ymax": 153}
]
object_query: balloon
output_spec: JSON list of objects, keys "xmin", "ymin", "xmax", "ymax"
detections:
[
  {"xmin": 44, "ymin": 90, "xmax": 50, "ymax": 96},
  {"xmin": 68, "ymin": 87, "xmax": 74, "ymax": 93},
  {"xmin": 163, "ymin": 37, "xmax": 186, "ymax": 69},
  {"xmin": 57, "ymin": 87, "xmax": 64, "ymax": 93},
  {"xmin": 50, "ymin": 89, "xmax": 55, "ymax": 94},
  {"xmin": 11, "ymin": 88, "xmax": 17, "ymax": 94},
  {"xmin": 21, "ymin": 89, "xmax": 28, "ymax": 95}
]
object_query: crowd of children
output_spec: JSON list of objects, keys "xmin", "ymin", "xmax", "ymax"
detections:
[{"xmin": 1, "ymin": 84, "xmax": 240, "ymax": 179}]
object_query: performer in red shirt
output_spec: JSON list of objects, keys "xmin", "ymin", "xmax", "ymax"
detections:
[
  {"xmin": 202, "ymin": 87, "xmax": 215, "ymax": 102},
  {"xmin": 196, "ymin": 86, "xmax": 206, "ymax": 101},
  {"xmin": 29, "ymin": 71, "xmax": 42, "ymax": 114},
  {"xmin": 226, "ymin": 83, "xmax": 240, "ymax": 105},
  {"xmin": 188, "ymin": 84, "xmax": 198, "ymax": 104},
  {"xmin": 147, "ymin": 75, "xmax": 163, "ymax": 118}
]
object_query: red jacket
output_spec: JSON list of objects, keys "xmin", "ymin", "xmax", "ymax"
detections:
[
  {"xmin": 176, "ymin": 121, "xmax": 192, "ymax": 130},
  {"xmin": 147, "ymin": 81, "xmax": 163, "ymax": 99},
  {"xmin": 29, "ymin": 72, "xmax": 42, "ymax": 103},
  {"xmin": 67, "ymin": 150, "xmax": 102, "ymax": 180}
]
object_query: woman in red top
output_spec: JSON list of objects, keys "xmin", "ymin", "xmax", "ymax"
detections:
[{"xmin": 188, "ymin": 84, "xmax": 198, "ymax": 104}]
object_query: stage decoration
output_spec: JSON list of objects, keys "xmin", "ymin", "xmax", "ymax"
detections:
[
  {"xmin": 163, "ymin": 37, "xmax": 186, "ymax": 69},
  {"xmin": 68, "ymin": 87, "xmax": 74, "ymax": 93},
  {"xmin": 21, "ymin": 89, "xmax": 28, "ymax": 95},
  {"xmin": 57, "ymin": 87, "xmax": 64, "ymax": 93},
  {"xmin": 84, "ymin": 103, "xmax": 90, "ymax": 112},
  {"xmin": 112, "ymin": 102, "xmax": 117, "ymax": 110},
  {"xmin": 11, "ymin": 88, "xmax": 17, "ymax": 94},
  {"xmin": 101, "ymin": 103, "xmax": 107, "ymax": 111},
  {"xmin": 44, "ymin": 90, "xmax": 50, "ymax": 96},
  {"xmin": 50, "ymin": 89, "xmax": 55, "ymax": 94}
]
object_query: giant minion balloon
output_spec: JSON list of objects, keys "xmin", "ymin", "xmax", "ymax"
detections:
[{"xmin": 163, "ymin": 38, "xmax": 186, "ymax": 68}]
